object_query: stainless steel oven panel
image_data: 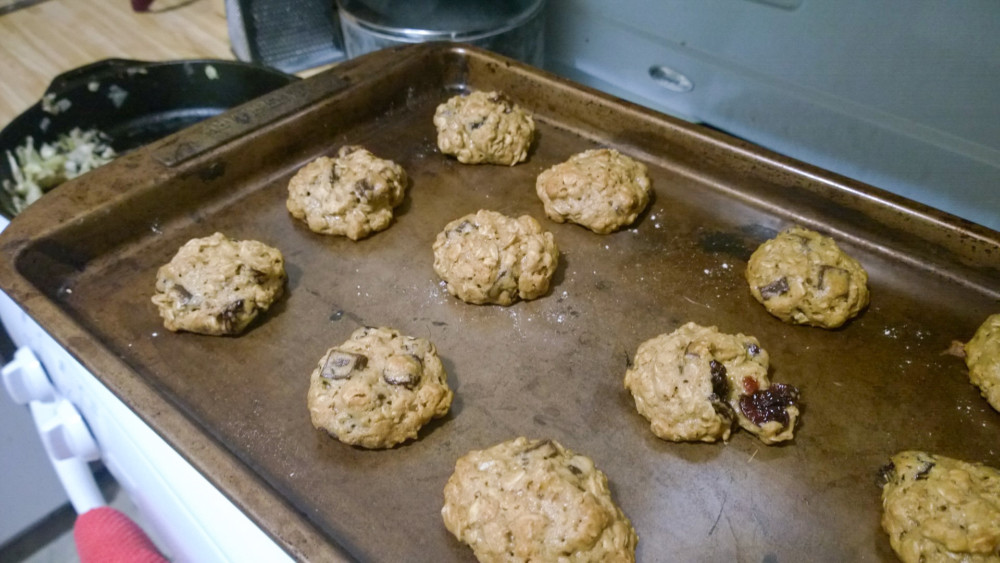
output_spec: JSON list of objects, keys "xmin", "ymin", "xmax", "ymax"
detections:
[{"xmin": 544, "ymin": 0, "xmax": 1000, "ymax": 230}]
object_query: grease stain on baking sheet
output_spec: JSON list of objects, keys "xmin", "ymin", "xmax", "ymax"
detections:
[
  {"xmin": 698, "ymin": 229, "xmax": 756, "ymax": 261},
  {"xmin": 328, "ymin": 307, "xmax": 366, "ymax": 325}
]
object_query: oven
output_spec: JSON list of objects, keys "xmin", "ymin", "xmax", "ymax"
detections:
[{"xmin": 1, "ymin": 2, "xmax": 997, "ymax": 562}]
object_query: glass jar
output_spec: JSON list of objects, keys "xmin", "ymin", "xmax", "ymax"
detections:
[{"xmin": 336, "ymin": 0, "xmax": 546, "ymax": 66}]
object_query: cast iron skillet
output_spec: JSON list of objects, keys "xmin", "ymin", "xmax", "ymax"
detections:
[{"xmin": 0, "ymin": 58, "xmax": 297, "ymax": 218}]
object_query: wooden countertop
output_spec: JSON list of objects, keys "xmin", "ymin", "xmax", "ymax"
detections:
[{"xmin": 0, "ymin": 0, "xmax": 233, "ymax": 126}]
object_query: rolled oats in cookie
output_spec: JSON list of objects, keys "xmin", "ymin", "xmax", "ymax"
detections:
[
  {"xmin": 286, "ymin": 145, "xmax": 407, "ymax": 240},
  {"xmin": 151, "ymin": 232, "xmax": 286, "ymax": 336},
  {"xmin": 307, "ymin": 326, "xmax": 452, "ymax": 449},
  {"xmin": 964, "ymin": 313, "xmax": 1000, "ymax": 412},
  {"xmin": 880, "ymin": 451, "xmax": 1000, "ymax": 563},
  {"xmin": 624, "ymin": 322, "xmax": 800, "ymax": 445},
  {"xmin": 432, "ymin": 209, "xmax": 559, "ymax": 306},
  {"xmin": 433, "ymin": 90, "xmax": 534, "ymax": 166},
  {"xmin": 536, "ymin": 148, "xmax": 652, "ymax": 234},
  {"xmin": 442, "ymin": 437, "xmax": 638, "ymax": 563},
  {"xmin": 746, "ymin": 225, "xmax": 870, "ymax": 328}
]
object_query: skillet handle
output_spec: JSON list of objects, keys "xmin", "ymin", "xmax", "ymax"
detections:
[{"xmin": 151, "ymin": 69, "xmax": 351, "ymax": 168}]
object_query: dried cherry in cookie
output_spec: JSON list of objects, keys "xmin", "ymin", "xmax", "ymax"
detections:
[{"xmin": 624, "ymin": 322, "xmax": 800, "ymax": 444}]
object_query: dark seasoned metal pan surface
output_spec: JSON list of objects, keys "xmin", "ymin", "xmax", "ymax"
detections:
[{"xmin": 0, "ymin": 44, "xmax": 998, "ymax": 562}]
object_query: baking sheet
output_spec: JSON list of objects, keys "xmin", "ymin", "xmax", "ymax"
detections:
[{"xmin": 0, "ymin": 43, "xmax": 998, "ymax": 562}]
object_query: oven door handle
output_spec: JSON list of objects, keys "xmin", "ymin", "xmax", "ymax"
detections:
[{"xmin": 3, "ymin": 346, "xmax": 105, "ymax": 514}]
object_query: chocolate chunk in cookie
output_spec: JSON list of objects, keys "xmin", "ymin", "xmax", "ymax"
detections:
[
  {"xmin": 286, "ymin": 145, "xmax": 407, "ymax": 240},
  {"xmin": 624, "ymin": 322, "xmax": 799, "ymax": 444},
  {"xmin": 536, "ymin": 148, "xmax": 652, "ymax": 234},
  {"xmin": 433, "ymin": 91, "xmax": 534, "ymax": 166},
  {"xmin": 746, "ymin": 226, "xmax": 869, "ymax": 328},
  {"xmin": 432, "ymin": 209, "xmax": 559, "ymax": 306},
  {"xmin": 307, "ymin": 327, "xmax": 452, "ymax": 449},
  {"xmin": 152, "ymin": 232, "xmax": 285, "ymax": 336},
  {"xmin": 880, "ymin": 451, "xmax": 1000, "ymax": 563}
]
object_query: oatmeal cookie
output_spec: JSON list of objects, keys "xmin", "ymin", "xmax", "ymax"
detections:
[
  {"xmin": 433, "ymin": 91, "xmax": 534, "ymax": 166},
  {"xmin": 151, "ymin": 232, "xmax": 285, "ymax": 336},
  {"xmin": 432, "ymin": 209, "xmax": 558, "ymax": 306},
  {"xmin": 442, "ymin": 437, "xmax": 637, "ymax": 562},
  {"xmin": 746, "ymin": 225, "xmax": 869, "ymax": 328},
  {"xmin": 880, "ymin": 451, "xmax": 1000, "ymax": 563},
  {"xmin": 307, "ymin": 327, "xmax": 452, "ymax": 449},
  {"xmin": 286, "ymin": 145, "xmax": 407, "ymax": 240},
  {"xmin": 535, "ymin": 148, "xmax": 652, "ymax": 234},
  {"xmin": 964, "ymin": 313, "xmax": 1000, "ymax": 412},
  {"xmin": 624, "ymin": 322, "xmax": 800, "ymax": 444}
]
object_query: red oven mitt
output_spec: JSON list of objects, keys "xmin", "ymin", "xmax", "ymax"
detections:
[{"xmin": 74, "ymin": 506, "xmax": 168, "ymax": 563}]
